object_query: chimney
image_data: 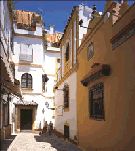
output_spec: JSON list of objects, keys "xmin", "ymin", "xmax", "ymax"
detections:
[{"xmin": 49, "ymin": 25, "xmax": 55, "ymax": 34}]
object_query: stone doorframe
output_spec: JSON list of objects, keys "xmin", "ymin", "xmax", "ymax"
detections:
[{"xmin": 15, "ymin": 105, "xmax": 37, "ymax": 132}]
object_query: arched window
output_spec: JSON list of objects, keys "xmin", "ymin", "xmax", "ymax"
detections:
[
  {"xmin": 64, "ymin": 84, "xmax": 69, "ymax": 108},
  {"xmin": 21, "ymin": 73, "xmax": 32, "ymax": 88}
]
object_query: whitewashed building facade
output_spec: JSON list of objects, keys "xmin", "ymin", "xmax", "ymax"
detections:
[
  {"xmin": 11, "ymin": 10, "xmax": 53, "ymax": 132},
  {"xmin": 44, "ymin": 26, "xmax": 62, "ymax": 127},
  {"xmin": 54, "ymin": 4, "xmax": 93, "ymax": 142},
  {"xmin": 0, "ymin": 0, "xmax": 21, "ymax": 139}
]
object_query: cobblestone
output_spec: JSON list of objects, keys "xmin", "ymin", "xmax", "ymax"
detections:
[{"xmin": 4, "ymin": 132, "xmax": 82, "ymax": 151}]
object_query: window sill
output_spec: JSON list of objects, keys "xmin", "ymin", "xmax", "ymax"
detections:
[
  {"xmin": 19, "ymin": 60, "xmax": 33, "ymax": 63},
  {"xmin": 89, "ymin": 116, "xmax": 105, "ymax": 121},
  {"xmin": 21, "ymin": 88, "xmax": 33, "ymax": 91},
  {"xmin": 64, "ymin": 107, "xmax": 69, "ymax": 112}
]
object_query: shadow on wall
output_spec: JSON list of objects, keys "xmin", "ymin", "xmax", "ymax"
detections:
[
  {"xmin": 120, "ymin": 137, "xmax": 135, "ymax": 151},
  {"xmin": 1, "ymin": 135, "xmax": 17, "ymax": 150}
]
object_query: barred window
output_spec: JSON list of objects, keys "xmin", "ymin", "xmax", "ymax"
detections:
[
  {"xmin": 89, "ymin": 83, "xmax": 104, "ymax": 120},
  {"xmin": 64, "ymin": 84, "xmax": 69, "ymax": 108},
  {"xmin": 21, "ymin": 73, "xmax": 32, "ymax": 89}
]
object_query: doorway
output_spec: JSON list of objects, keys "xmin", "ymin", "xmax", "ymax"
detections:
[
  {"xmin": 20, "ymin": 109, "xmax": 32, "ymax": 130},
  {"xmin": 64, "ymin": 125, "xmax": 69, "ymax": 140}
]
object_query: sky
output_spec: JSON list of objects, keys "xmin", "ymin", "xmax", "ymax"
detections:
[{"xmin": 14, "ymin": 0, "xmax": 135, "ymax": 33}]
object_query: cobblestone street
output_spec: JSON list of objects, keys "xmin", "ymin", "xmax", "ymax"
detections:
[{"xmin": 2, "ymin": 132, "xmax": 82, "ymax": 151}]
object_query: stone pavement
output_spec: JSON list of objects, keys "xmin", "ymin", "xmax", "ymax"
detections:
[{"xmin": 2, "ymin": 131, "xmax": 82, "ymax": 151}]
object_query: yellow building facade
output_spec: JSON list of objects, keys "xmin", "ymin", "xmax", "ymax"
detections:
[{"xmin": 77, "ymin": 1, "xmax": 135, "ymax": 151}]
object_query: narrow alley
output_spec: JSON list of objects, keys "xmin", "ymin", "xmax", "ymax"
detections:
[
  {"xmin": 1, "ymin": 0, "xmax": 135, "ymax": 151},
  {"xmin": 2, "ymin": 132, "xmax": 82, "ymax": 151}
]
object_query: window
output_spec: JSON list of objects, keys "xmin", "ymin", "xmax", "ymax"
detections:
[
  {"xmin": 70, "ymin": 29, "xmax": 72, "ymax": 67},
  {"xmin": 64, "ymin": 84, "xmax": 69, "ymax": 108},
  {"xmin": 42, "ymin": 74, "xmax": 45, "ymax": 92},
  {"xmin": 21, "ymin": 73, "xmax": 32, "ymax": 88},
  {"xmin": 65, "ymin": 42, "xmax": 69, "ymax": 61},
  {"xmin": 89, "ymin": 83, "xmax": 104, "ymax": 120},
  {"xmin": 19, "ymin": 43, "xmax": 33, "ymax": 62},
  {"xmin": 42, "ymin": 74, "xmax": 49, "ymax": 92}
]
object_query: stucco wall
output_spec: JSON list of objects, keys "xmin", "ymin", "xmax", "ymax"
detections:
[
  {"xmin": 12, "ymin": 23, "xmax": 60, "ymax": 131},
  {"xmin": 13, "ymin": 36, "xmax": 44, "ymax": 65},
  {"xmin": 13, "ymin": 23, "xmax": 43, "ymax": 36},
  {"xmin": 78, "ymin": 4, "xmax": 92, "ymax": 46},
  {"xmin": 55, "ymin": 72, "xmax": 77, "ymax": 140},
  {"xmin": 0, "ymin": 0, "xmax": 14, "ymax": 82},
  {"xmin": 77, "ymin": 6, "xmax": 135, "ymax": 151},
  {"xmin": 15, "ymin": 66, "xmax": 43, "ymax": 93}
]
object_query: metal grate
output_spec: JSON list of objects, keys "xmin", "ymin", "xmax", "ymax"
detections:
[{"xmin": 89, "ymin": 82, "xmax": 104, "ymax": 120}]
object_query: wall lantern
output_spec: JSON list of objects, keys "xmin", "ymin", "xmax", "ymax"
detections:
[
  {"xmin": 54, "ymin": 86, "xmax": 65, "ymax": 91},
  {"xmin": 45, "ymin": 102, "xmax": 55, "ymax": 110},
  {"xmin": 42, "ymin": 74, "xmax": 49, "ymax": 82}
]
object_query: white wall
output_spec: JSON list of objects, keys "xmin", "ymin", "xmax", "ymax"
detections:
[
  {"xmin": 13, "ymin": 36, "xmax": 44, "ymax": 65},
  {"xmin": 0, "ymin": 0, "xmax": 14, "ymax": 82},
  {"xmin": 11, "ymin": 19, "xmax": 52, "ymax": 130},
  {"xmin": 12, "ymin": 24, "xmax": 60, "ymax": 130},
  {"xmin": 55, "ymin": 72, "xmax": 77, "ymax": 139},
  {"xmin": 44, "ymin": 49, "xmax": 60, "ymax": 97},
  {"xmin": 13, "ymin": 33, "xmax": 45, "ymax": 93},
  {"xmin": 15, "ymin": 66, "xmax": 43, "ymax": 93},
  {"xmin": 78, "ymin": 4, "xmax": 92, "ymax": 46},
  {"xmin": 13, "ymin": 23, "xmax": 43, "ymax": 36},
  {"xmin": 44, "ymin": 53, "xmax": 57, "ymax": 75}
]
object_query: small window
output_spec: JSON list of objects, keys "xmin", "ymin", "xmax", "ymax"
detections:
[
  {"xmin": 42, "ymin": 75, "xmax": 45, "ymax": 92},
  {"xmin": 89, "ymin": 83, "xmax": 104, "ymax": 120},
  {"xmin": 64, "ymin": 84, "xmax": 69, "ymax": 108},
  {"xmin": 65, "ymin": 43, "xmax": 69, "ymax": 61},
  {"xmin": 21, "ymin": 73, "xmax": 32, "ymax": 89},
  {"xmin": 42, "ymin": 74, "xmax": 49, "ymax": 92}
]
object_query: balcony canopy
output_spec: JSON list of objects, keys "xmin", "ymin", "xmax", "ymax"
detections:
[{"xmin": 81, "ymin": 63, "xmax": 111, "ymax": 87}]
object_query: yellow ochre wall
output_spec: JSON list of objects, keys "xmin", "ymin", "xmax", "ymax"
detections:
[{"xmin": 77, "ymin": 4, "xmax": 135, "ymax": 151}]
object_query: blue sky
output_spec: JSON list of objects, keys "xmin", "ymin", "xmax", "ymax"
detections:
[{"xmin": 14, "ymin": 0, "xmax": 135, "ymax": 32}]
